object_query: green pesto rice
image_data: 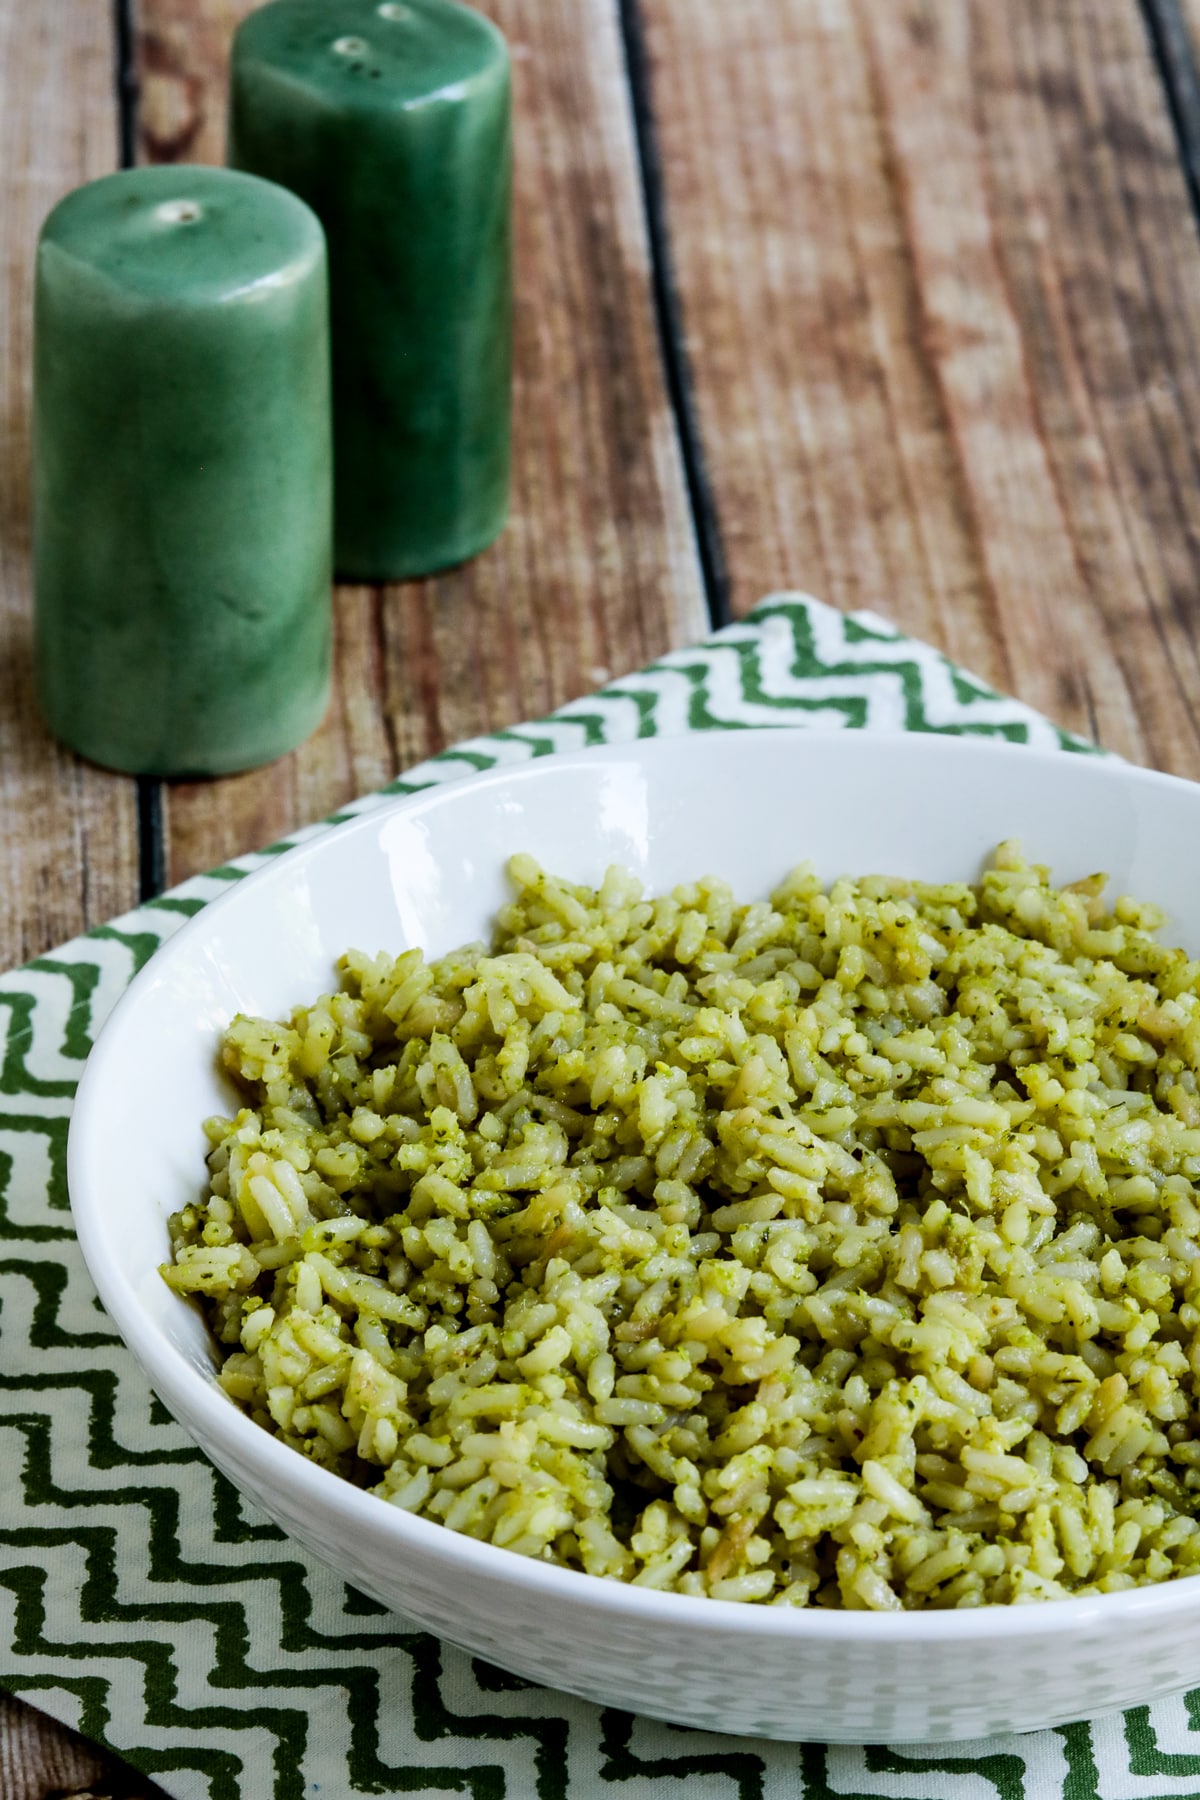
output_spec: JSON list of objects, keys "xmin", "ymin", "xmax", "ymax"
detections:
[{"xmin": 163, "ymin": 845, "xmax": 1200, "ymax": 1609}]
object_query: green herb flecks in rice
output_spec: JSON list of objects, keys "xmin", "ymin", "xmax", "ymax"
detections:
[{"xmin": 162, "ymin": 844, "xmax": 1200, "ymax": 1608}]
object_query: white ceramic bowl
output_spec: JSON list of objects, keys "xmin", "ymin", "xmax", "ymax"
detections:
[{"xmin": 69, "ymin": 730, "xmax": 1200, "ymax": 1742}]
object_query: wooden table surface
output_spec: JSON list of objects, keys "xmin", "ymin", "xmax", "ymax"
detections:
[{"xmin": 6, "ymin": 0, "xmax": 1200, "ymax": 1791}]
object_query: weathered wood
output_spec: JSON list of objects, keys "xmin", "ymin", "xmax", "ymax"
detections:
[
  {"xmin": 134, "ymin": 0, "xmax": 707, "ymax": 887},
  {"xmin": 0, "ymin": 2, "xmax": 140, "ymax": 967},
  {"xmin": 0, "ymin": 1689, "xmax": 166, "ymax": 1800},
  {"xmin": 11, "ymin": 0, "xmax": 1200, "ymax": 1786},
  {"xmin": 137, "ymin": 0, "xmax": 242, "ymax": 165},
  {"xmin": 640, "ymin": 0, "xmax": 1200, "ymax": 776}
]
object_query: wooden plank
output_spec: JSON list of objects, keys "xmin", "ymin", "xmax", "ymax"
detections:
[
  {"xmin": 639, "ymin": 0, "xmax": 1200, "ymax": 777},
  {"xmin": 0, "ymin": 2, "xmax": 141, "ymax": 968},
  {"xmin": 0, "ymin": 1689, "xmax": 166, "ymax": 1800},
  {"xmin": 134, "ymin": 0, "xmax": 708, "ymax": 887}
]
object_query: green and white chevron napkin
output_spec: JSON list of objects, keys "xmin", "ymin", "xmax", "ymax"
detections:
[{"xmin": 6, "ymin": 592, "xmax": 1195, "ymax": 1800}]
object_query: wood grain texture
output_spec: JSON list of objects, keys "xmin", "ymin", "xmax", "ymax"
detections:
[
  {"xmin": 0, "ymin": 1690, "xmax": 166, "ymax": 1800},
  {"xmin": 0, "ymin": 3, "xmax": 140, "ymax": 967},
  {"xmin": 134, "ymin": 0, "xmax": 707, "ymax": 887},
  {"xmin": 640, "ymin": 0, "xmax": 1200, "ymax": 775}
]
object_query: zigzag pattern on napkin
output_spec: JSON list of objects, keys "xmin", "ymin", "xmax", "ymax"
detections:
[{"xmin": 3, "ymin": 596, "xmax": 1193, "ymax": 1800}]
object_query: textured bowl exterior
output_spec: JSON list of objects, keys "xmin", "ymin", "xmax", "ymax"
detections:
[
  {"xmin": 158, "ymin": 1400, "xmax": 1200, "ymax": 1741},
  {"xmin": 68, "ymin": 731, "xmax": 1200, "ymax": 1740}
]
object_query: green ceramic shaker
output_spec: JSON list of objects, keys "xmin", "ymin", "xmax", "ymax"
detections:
[
  {"xmin": 34, "ymin": 164, "xmax": 332, "ymax": 777},
  {"xmin": 228, "ymin": 0, "xmax": 512, "ymax": 580}
]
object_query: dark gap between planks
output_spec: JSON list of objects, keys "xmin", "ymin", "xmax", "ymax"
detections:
[
  {"xmin": 114, "ymin": 0, "xmax": 167, "ymax": 902},
  {"xmin": 1143, "ymin": 0, "xmax": 1200, "ymax": 223},
  {"xmin": 617, "ymin": 0, "xmax": 732, "ymax": 629}
]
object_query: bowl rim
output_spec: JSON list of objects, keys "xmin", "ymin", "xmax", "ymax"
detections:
[{"xmin": 68, "ymin": 727, "xmax": 1200, "ymax": 1641}]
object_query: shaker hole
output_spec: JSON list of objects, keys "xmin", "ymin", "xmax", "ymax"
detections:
[
  {"xmin": 377, "ymin": 4, "xmax": 413, "ymax": 19},
  {"xmin": 155, "ymin": 199, "xmax": 202, "ymax": 225},
  {"xmin": 333, "ymin": 35, "xmax": 369, "ymax": 54}
]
